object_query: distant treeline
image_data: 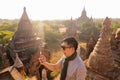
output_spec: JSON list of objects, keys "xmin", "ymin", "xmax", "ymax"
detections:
[{"xmin": 0, "ymin": 18, "xmax": 120, "ymax": 52}]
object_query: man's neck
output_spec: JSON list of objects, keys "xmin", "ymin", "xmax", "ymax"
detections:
[{"xmin": 66, "ymin": 50, "xmax": 75, "ymax": 58}]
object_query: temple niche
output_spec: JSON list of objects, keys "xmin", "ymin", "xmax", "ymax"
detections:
[{"xmin": 85, "ymin": 17, "xmax": 120, "ymax": 80}]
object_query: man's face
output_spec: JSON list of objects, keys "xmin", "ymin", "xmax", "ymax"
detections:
[{"xmin": 61, "ymin": 42, "xmax": 73, "ymax": 57}]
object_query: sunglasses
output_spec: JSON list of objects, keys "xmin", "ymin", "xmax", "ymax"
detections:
[{"xmin": 61, "ymin": 46, "xmax": 72, "ymax": 50}]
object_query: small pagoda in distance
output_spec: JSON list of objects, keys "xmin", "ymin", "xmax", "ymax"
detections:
[
  {"xmin": 6, "ymin": 7, "xmax": 42, "ymax": 65},
  {"xmin": 65, "ymin": 17, "xmax": 80, "ymax": 41}
]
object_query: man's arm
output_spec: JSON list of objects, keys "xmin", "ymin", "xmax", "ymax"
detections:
[
  {"xmin": 39, "ymin": 54, "xmax": 62, "ymax": 72},
  {"xmin": 42, "ymin": 61, "xmax": 62, "ymax": 71}
]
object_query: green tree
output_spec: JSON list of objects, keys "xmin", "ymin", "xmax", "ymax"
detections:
[
  {"xmin": 0, "ymin": 22, "xmax": 17, "ymax": 31},
  {"xmin": 0, "ymin": 31, "xmax": 14, "ymax": 45},
  {"xmin": 44, "ymin": 24, "xmax": 62, "ymax": 52},
  {"xmin": 80, "ymin": 21, "xmax": 99, "ymax": 41}
]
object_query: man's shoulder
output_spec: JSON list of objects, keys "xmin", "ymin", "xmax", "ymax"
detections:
[
  {"xmin": 73, "ymin": 55, "xmax": 85, "ymax": 67},
  {"xmin": 75, "ymin": 55, "xmax": 87, "ymax": 71},
  {"xmin": 75, "ymin": 55, "xmax": 84, "ymax": 62}
]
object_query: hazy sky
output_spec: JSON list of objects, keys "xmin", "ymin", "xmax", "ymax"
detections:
[{"xmin": 0, "ymin": 0, "xmax": 120, "ymax": 20}]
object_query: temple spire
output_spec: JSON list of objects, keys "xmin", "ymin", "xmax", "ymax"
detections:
[
  {"xmin": 18, "ymin": 7, "xmax": 32, "ymax": 31},
  {"xmin": 20, "ymin": 7, "xmax": 29, "ymax": 21},
  {"xmin": 24, "ymin": 7, "xmax": 26, "ymax": 12},
  {"xmin": 81, "ymin": 6, "xmax": 87, "ymax": 17},
  {"xmin": 71, "ymin": 16, "xmax": 73, "ymax": 21}
]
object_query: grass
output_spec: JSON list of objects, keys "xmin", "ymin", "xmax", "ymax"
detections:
[
  {"xmin": 79, "ymin": 42, "xmax": 87, "ymax": 50},
  {"xmin": 50, "ymin": 50, "xmax": 63, "ymax": 79},
  {"xmin": 50, "ymin": 50, "xmax": 63, "ymax": 63}
]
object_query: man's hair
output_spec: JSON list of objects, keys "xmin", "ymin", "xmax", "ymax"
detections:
[{"xmin": 62, "ymin": 37, "xmax": 78, "ymax": 51}]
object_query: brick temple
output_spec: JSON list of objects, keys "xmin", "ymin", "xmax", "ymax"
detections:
[{"xmin": 0, "ymin": 7, "xmax": 44, "ymax": 80}]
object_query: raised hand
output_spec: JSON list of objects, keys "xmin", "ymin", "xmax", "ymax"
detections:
[{"xmin": 39, "ymin": 51, "xmax": 47, "ymax": 65}]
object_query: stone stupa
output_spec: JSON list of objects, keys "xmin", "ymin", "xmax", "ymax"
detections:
[{"xmin": 85, "ymin": 17, "xmax": 120, "ymax": 80}]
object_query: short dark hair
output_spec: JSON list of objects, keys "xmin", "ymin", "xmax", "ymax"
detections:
[{"xmin": 62, "ymin": 37, "xmax": 78, "ymax": 51}]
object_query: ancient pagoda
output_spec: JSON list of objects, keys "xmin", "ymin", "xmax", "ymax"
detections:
[
  {"xmin": 76, "ymin": 7, "xmax": 96, "ymax": 41},
  {"xmin": 77, "ymin": 7, "xmax": 89, "ymax": 23},
  {"xmin": 6, "ymin": 7, "xmax": 42, "ymax": 65},
  {"xmin": 85, "ymin": 17, "xmax": 120, "ymax": 80},
  {"xmin": 13, "ymin": 7, "xmax": 41, "ymax": 51}
]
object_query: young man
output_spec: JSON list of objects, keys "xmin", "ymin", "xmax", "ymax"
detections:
[{"xmin": 39, "ymin": 37, "xmax": 87, "ymax": 80}]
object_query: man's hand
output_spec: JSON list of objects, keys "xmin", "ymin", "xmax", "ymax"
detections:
[{"xmin": 39, "ymin": 51, "xmax": 47, "ymax": 65}]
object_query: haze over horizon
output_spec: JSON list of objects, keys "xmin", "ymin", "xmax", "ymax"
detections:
[{"xmin": 0, "ymin": 0, "xmax": 120, "ymax": 20}]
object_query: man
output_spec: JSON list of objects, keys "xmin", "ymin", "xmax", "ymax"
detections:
[{"xmin": 39, "ymin": 37, "xmax": 87, "ymax": 80}]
